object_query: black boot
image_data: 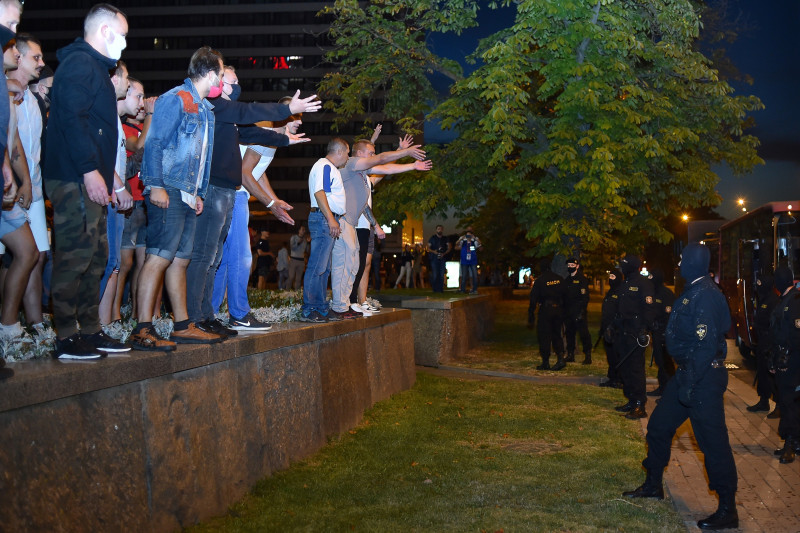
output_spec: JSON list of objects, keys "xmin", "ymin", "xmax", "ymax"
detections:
[
  {"xmin": 536, "ymin": 359, "xmax": 551, "ymax": 370},
  {"xmin": 623, "ymin": 470, "xmax": 664, "ymax": 499},
  {"xmin": 746, "ymin": 398, "xmax": 770, "ymax": 412},
  {"xmin": 551, "ymin": 354, "xmax": 566, "ymax": 371},
  {"xmin": 615, "ymin": 401, "xmax": 634, "ymax": 412},
  {"xmin": 767, "ymin": 406, "xmax": 781, "ymax": 419},
  {"xmin": 581, "ymin": 353, "xmax": 592, "ymax": 365},
  {"xmin": 646, "ymin": 386, "xmax": 664, "ymax": 397},
  {"xmin": 777, "ymin": 437, "xmax": 799, "ymax": 464},
  {"xmin": 697, "ymin": 491, "xmax": 738, "ymax": 530},
  {"xmin": 625, "ymin": 401, "xmax": 647, "ymax": 419},
  {"xmin": 564, "ymin": 352, "xmax": 575, "ymax": 363}
]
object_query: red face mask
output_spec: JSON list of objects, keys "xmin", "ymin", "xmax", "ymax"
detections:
[{"xmin": 207, "ymin": 73, "xmax": 223, "ymax": 98}]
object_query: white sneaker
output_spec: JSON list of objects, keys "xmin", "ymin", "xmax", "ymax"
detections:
[
  {"xmin": 361, "ymin": 301, "xmax": 380, "ymax": 313},
  {"xmin": 350, "ymin": 303, "xmax": 373, "ymax": 317}
]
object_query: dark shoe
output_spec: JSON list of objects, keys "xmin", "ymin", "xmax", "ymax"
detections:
[
  {"xmin": 170, "ymin": 322, "xmax": 225, "ymax": 344},
  {"xmin": 564, "ymin": 353, "xmax": 575, "ymax": 363},
  {"xmin": 88, "ymin": 331, "xmax": 131, "ymax": 353},
  {"xmin": 646, "ymin": 387, "xmax": 664, "ymax": 397},
  {"xmin": 551, "ymin": 357, "xmax": 566, "ymax": 371},
  {"xmin": 230, "ymin": 312, "xmax": 272, "ymax": 331},
  {"xmin": 130, "ymin": 327, "xmax": 176, "ymax": 352},
  {"xmin": 0, "ymin": 367, "xmax": 13, "ymax": 379},
  {"xmin": 198, "ymin": 319, "xmax": 238, "ymax": 338},
  {"xmin": 697, "ymin": 504, "xmax": 738, "ymax": 530},
  {"xmin": 779, "ymin": 446, "xmax": 796, "ymax": 464},
  {"xmin": 340, "ymin": 309, "xmax": 362, "ymax": 319},
  {"xmin": 54, "ymin": 334, "xmax": 106, "ymax": 360},
  {"xmin": 536, "ymin": 362, "xmax": 550, "ymax": 370},
  {"xmin": 767, "ymin": 406, "xmax": 781, "ymax": 419},
  {"xmin": 622, "ymin": 483, "xmax": 664, "ymax": 500},
  {"xmin": 299, "ymin": 311, "xmax": 328, "ymax": 323},
  {"xmin": 615, "ymin": 401, "xmax": 635, "ymax": 412},
  {"xmin": 581, "ymin": 357, "xmax": 592, "ymax": 365},
  {"xmin": 600, "ymin": 379, "xmax": 621, "ymax": 388},
  {"xmin": 325, "ymin": 310, "xmax": 344, "ymax": 322},
  {"xmin": 746, "ymin": 399, "xmax": 770, "ymax": 412},
  {"xmin": 626, "ymin": 403, "xmax": 647, "ymax": 419}
]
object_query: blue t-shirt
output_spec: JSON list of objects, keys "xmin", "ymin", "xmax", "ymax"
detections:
[{"xmin": 460, "ymin": 238, "xmax": 478, "ymax": 265}]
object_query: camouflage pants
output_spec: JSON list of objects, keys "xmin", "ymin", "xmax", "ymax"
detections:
[{"xmin": 46, "ymin": 180, "xmax": 107, "ymax": 338}]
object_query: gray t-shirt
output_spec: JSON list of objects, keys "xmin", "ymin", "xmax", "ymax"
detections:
[
  {"xmin": 340, "ymin": 156, "xmax": 372, "ymax": 227},
  {"xmin": 290, "ymin": 234, "xmax": 308, "ymax": 259}
]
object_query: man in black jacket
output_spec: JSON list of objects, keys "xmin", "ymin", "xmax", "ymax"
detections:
[
  {"xmin": 528, "ymin": 258, "xmax": 567, "ymax": 371},
  {"xmin": 43, "ymin": 4, "xmax": 129, "ymax": 359},
  {"xmin": 185, "ymin": 65, "xmax": 320, "ymax": 338},
  {"xmin": 624, "ymin": 243, "xmax": 738, "ymax": 531},
  {"xmin": 564, "ymin": 256, "xmax": 592, "ymax": 364},
  {"xmin": 747, "ymin": 273, "xmax": 779, "ymax": 413}
]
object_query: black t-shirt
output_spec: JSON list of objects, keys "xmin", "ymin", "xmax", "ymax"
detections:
[{"xmin": 257, "ymin": 239, "xmax": 272, "ymax": 269}]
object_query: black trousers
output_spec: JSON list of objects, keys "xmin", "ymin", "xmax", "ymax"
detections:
[
  {"xmin": 614, "ymin": 333, "xmax": 646, "ymax": 403},
  {"xmin": 603, "ymin": 338, "xmax": 619, "ymax": 382},
  {"xmin": 775, "ymin": 352, "xmax": 800, "ymax": 441},
  {"xmin": 651, "ymin": 330, "xmax": 675, "ymax": 388},
  {"xmin": 754, "ymin": 340, "xmax": 776, "ymax": 401},
  {"xmin": 565, "ymin": 310, "xmax": 592, "ymax": 356},
  {"xmin": 349, "ymin": 228, "xmax": 371, "ymax": 304},
  {"xmin": 643, "ymin": 367, "xmax": 737, "ymax": 496},
  {"xmin": 537, "ymin": 307, "xmax": 564, "ymax": 362}
]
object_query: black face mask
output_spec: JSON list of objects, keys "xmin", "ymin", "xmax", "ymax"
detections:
[
  {"xmin": 437, "ymin": 231, "xmax": 443, "ymax": 236},
  {"xmin": 567, "ymin": 266, "xmax": 577, "ymax": 274},
  {"xmin": 229, "ymin": 84, "xmax": 242, "ymax": 101}
]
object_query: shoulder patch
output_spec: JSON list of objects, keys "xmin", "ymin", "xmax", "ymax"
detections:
[
  {"xmin": 645, "ymin": 296, "xmax": 653, "ymax": 304},
  {"xmin": 795, "ymin": 319, "xmax": 800, "ymax": 329},
  {"xmin": 682, "ymin": 298, "xmax": 689, "ymax": 305},
  {"xmin": 580, "ymin": 288, "xmax": 586, "ymax": 294},
  {"xmin": 629, "ymin": 286, "xmax": 639, "ymax": 292},
  {"xmin": 665, "ymin": 306, "xmax": 671, "ymax": 314},
  {"xmin": 696, "ymin": 324, "xmax": 707, "ymax": 340},
  {"xmin": 177, "ymin": 91, "xmax": 199, "ymax": 113}
]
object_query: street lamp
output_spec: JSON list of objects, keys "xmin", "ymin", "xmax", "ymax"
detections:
[
  {"xmin": 738, "ymin": 198, "xmax": 747, "ymax": 213},
  {"xmin": 682, "ymin": 214, "xmax": 689, "ymax": 222}
]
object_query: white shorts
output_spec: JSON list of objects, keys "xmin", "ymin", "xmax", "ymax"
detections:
[{"xmin": 27, "ymin": 199, "xmax": 50, "ymax": 252}]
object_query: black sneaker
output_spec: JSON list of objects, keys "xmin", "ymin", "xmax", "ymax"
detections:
[
  {"xmin": 88, "ymin": 331, "xmax": 131, "ymax": 353},
  {"xmin": 299, "ymin": 310, "xmax": 328, "ymax": 323},
  {"xmin": 198, "ymin": 319, "xmax": 238, "ymax": 338},
  {"xmin": 230, "ymin": 312, "xmax": 272, "ymax": 331},
  {"xmin": 54, "ymin": 334, "xmax": 106, "ymax": 360},
  {"xmin": 326, "ymin": 309, "xmax": 344, "ymax": 321}
]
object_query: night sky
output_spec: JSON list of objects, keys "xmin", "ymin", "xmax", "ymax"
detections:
[{"xmin": 425, "ymin": 0, "xmax": 799, "ymax": 221}]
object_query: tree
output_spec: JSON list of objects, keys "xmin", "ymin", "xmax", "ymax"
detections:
[{"xmin": 320, "ymin": 0, "xmax": 763, "ymax": 259}]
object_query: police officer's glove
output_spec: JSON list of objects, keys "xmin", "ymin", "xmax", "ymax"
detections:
[
  {"xmin": 636, "ymin": 333, "xmax": 650, "ymax": 347},
  {"xmin": 678, "ymin": 385, "xmax": 693, "ymax": 407},
  {"xmin": 603, "ymin": 327, "xmax": 614, "ymax": 344}
]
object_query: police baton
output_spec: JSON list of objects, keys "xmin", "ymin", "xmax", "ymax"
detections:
[{"xmin": 615, "ymin": 333, "xmax": 651, "ymax": 370}]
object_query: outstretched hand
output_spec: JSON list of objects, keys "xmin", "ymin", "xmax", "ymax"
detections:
[
  {"xmin": 404, "ymin": 145, "xmax": 426, "ymax": 161},
  {"xmin": 370, "ymin": 124, "xmax": 382, "ymax": 144},
  {"xmin": 398, "ymin": 134, "xmax": 413, "ymax": 150},
  {"xmin": 270, "ymin": 203, "xmax": 295, "ymax": 225},
  {"xmin": 414, "ymin": 160, "xmax": 433, "ymax": 171},
  {"xmin": 288, "ymin": 90, "xmax": 322, "ymax": 114},
  {"xmin": 287, "ymin": 131, "xmax": 310, "ymax": 144}
]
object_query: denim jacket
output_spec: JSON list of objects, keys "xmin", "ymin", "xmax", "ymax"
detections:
[{"xmin": 141, "ymin": 78, "xmax": 215, "ymax": 197}]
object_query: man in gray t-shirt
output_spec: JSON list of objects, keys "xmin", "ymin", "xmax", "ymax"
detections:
[{"xmin": 287, "ymin": 225, "xmax": 309, "ymax": 290}]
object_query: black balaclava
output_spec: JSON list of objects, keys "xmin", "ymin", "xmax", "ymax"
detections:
[
  {"xmin": 774, "ymin": 266, "xmax": 794, "ymax": 294},
  {"xmin": 651, "ymin": 268, "xmax": 665, "ymax": 289},
  {"xmin": 756, "ymin": 274, "xmax": 774, "ymax": 301},
  {"xmin": 539, "ymin": 257, "xmax": 552, "ymax": 274},
  {"xmin": 619, "ymin": 255, "xmax": 641, "ymax": 277},
  {"xmin": 679, "ymin": 243, "xmax": 710, "ymax": 281},
  {"xmin": 566, "ymin": 256, "xmax": 578, "ymax": 274},
  {"xmin": 608, "ymin": 270, "xmax": 623, "ymax": 290}
]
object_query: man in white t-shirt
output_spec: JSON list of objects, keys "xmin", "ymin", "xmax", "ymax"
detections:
[{"xmin": 300, "ymin": 138, "xmax": 348, "ymax": 323}]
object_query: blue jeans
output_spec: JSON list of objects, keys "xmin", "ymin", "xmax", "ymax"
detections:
[
  {"xmin": 460, "ymin": 263, "xmax": 478, "ymax": 292},
  {"xmin": 302, "ymin": 210, "xmax": 335, "ymax": 315},
  {"xmin": 145, "ymin": 188, "xmax": 197, "ymax": 261},
  {"xmin": 212, "ymin": 190, "xmax": 251, "ymax": 319},
  {"xmin": 100, "ymin": 203, "xmax": 125, "ymax": 298},
  {"xmin": 186, "ymin": 184, "xmax": 236, "ymax": 323},
  {"xmin": 430, "ymin": 254, "xmax": 446, "ymax": 292}
]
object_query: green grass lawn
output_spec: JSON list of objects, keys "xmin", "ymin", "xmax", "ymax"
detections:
[{"xmin": 187, "ymin": 293, "xmax": 680, "ymax": 532}]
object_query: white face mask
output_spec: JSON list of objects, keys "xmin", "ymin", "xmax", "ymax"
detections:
[{"xmin": 106, "ymin": 28, "xmax": 126, "ymax": 60}]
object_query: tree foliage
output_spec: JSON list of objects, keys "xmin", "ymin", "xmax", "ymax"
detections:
[{"xmin": 319, "ymin": 0, "xmax": 763, "ymax": 259}]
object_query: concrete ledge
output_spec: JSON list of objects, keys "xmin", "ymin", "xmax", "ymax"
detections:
[
  {"xmin": 0, "ymin": 310, "xmax": 415, "ymax": 532},
  {"xmin": 377, "ymin": 292, "xmax": 499, "ymax": 367}
]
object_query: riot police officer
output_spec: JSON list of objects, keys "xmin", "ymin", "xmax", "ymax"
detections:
[
  {"xmin": 769, "ymin": 266, "xmax": 800, "ymax": 463},
  {"xmin": 647, "ymin": 269, "xmax": 676, "ymax": 396},
  {"xmin": 528, "ymin": 258, "xmax": 567, "ymax": 371},
  {"xmin": 623, "ymin": 243, "xmax": 738, "ymax": 531},
  {"xmin": 613, "ymin": 254, "xmax": 655, "ymax": 419},
  {"xmin": 747, "ymin": 273, "xmax": 778, "ymax": 413},
  {"xmin": 564, "ymin": 257, "xmax": 592, "ymax": 364},
  {"xmin": 599, "ymin": 270, "xmax": 623, "ymax": 388}
]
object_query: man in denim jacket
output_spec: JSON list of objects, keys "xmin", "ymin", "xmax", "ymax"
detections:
[{"xmin": 130, "ymin": 46, "xmax": 225, "ymax": 351}]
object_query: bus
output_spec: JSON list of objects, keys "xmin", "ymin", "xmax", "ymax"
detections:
[{"xmin": 716, "ymin": 202, "xmax": 800, "ymax": 358}]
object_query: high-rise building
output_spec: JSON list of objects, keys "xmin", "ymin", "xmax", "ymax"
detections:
[{"xmin": 21, "ymin": 0, "xmax": 409, "ymax": 254}]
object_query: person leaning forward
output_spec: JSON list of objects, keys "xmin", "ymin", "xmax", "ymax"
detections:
[{"xmin": 624, "ymin": 243, "xmax": 738, "ymax": 531}]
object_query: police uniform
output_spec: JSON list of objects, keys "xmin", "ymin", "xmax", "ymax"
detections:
[
  {"xmin": 564, "ymin": 263, "xmax": 592, "ymax": 364},
  {"xmin": 529, "ymin": 260, "xmax": 566, "ymax": 370},
  {"xmin": 612, "ymin": 255, "xmax": 655, "ymax": 418},
  {"xmin": 649, "ymin": 270, "xmax": 676, "ymax": 395},
  {"xmin": 747, "ymin": 275, "xmax": 779, "ymax": 412},
  {"xmin": 625, "ymin": 244, "xmax": 738, "ymax": 531},
  {"xmin": 600, "ymin": 271, "xmax": 623, "ymax": 387},
  {"xmin": 769, "ymin": 266, "xmax": 800, "ymax": 463}
]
